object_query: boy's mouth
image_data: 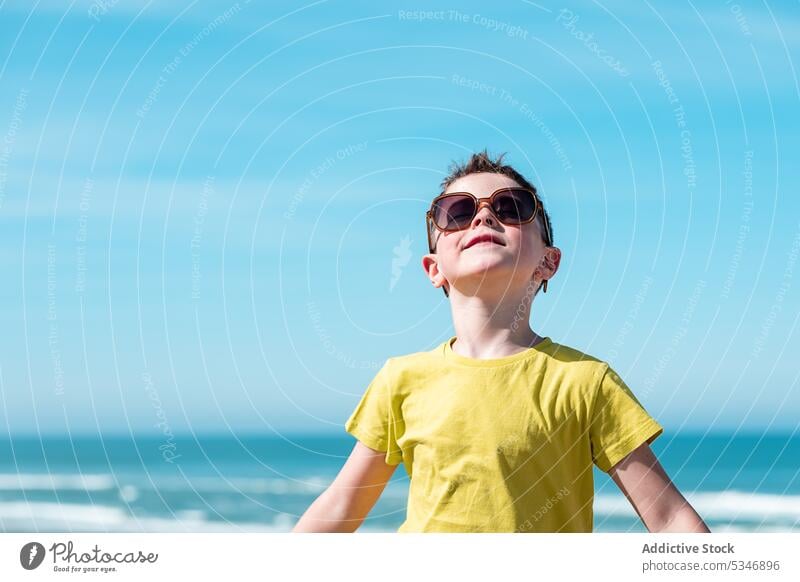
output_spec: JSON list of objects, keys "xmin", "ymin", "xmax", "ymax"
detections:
[{"xmin": 463, "ymin": 233, "xmax": 505, "ymax": 250}]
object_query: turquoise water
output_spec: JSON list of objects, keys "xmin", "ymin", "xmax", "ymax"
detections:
[{"xmin": 0, "ymin": 432, "xmax": 797, "ymax": 532}]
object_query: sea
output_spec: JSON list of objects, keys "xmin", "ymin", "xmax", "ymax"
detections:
[{"xmin": 0, "ymin": 432, "xmax": 797, "ymax": 533}]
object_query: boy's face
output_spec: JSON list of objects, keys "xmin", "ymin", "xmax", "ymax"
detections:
[{"xmin": 422, "ymin": 172, "xmax": 559, "ymax": 298}]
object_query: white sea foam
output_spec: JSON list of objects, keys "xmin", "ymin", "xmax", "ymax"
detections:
[
  {"xmin": 118, "ymin": 484, "xmax": 139, "ymax": 502},
  {"xmin": 0, "ymin": 501, "xmax": 126, "ymax": 526},
  {"xmin": 143, "ymin": 475, "xmax": 330, "ymax": 495},
  {"xmin": 0, "ymin": 472, "xmax": 333, "ymax": 496},
  {"xmin": 595, "ymin": 490, "xmax": 800, "ymax": 522},
  {"xmin": 0, "ymin": 501, "xmax": 288, "ymax": 532},
  {"xmin": 8, "ymin": 493, "xmax": 795, "ymax": 533},
  {"xmin": 0, "ymin": 473, "xmax": 116, "ymax": 491}
]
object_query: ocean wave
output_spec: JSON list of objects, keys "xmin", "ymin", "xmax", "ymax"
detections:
[
  {"xmin": 595, "ymin": 490, "xmax": 800, "ymax": 522},
  {"xmin": 140, "ymin": 475, "xmax": 330, "ymax": 495},
  {"xmin": 0, "ymin": 472, "xmax": 332, "ymax": 495},
  {"xmin": 140, "ymin": 474, "xmax": 411, "ymax": 499},
  {"xmin": 0, "ymin": 473, "xmax": 116, "ymax": 491},
  {"xmin": 5, "ymin": 472, "xmax": 798, "ymax": 526},
  {"xmin": 0, "ymin": 501, "xmax": 291, "ymax": 532}
]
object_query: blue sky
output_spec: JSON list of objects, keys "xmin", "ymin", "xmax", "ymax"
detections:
[{"xmin": 0, "ymin": 1, "xmax": 798, "ymax": 436}]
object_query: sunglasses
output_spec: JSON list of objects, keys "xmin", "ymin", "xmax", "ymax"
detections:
[
  {"xmin": 425, "ymin": 187, "xmax": 552, "ymax": 295},
  {"xmin": 426, "ymin": 187, "xmax": 551, "ymax": 249}
]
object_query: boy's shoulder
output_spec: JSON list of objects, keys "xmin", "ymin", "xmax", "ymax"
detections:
[
  {"xmin": 541, "ymin": 338, "xmax": 608, "ymax": 367},
  {"xmin": 541, "ymin": 340, "xmax": 614, "ymax": 387},
  {"xmin": 383, "ymin": 340, "xmax": 448, "ymax": 369}
]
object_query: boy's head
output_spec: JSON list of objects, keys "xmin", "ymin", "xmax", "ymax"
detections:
[{"xmin": 422, "ymin": 149, "xmax": 560, "ymax": 300}]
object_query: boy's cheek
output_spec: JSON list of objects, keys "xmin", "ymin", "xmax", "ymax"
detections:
[{"xmin": 436, "ymin": 240, "xmax": 460, "ymax": 263}]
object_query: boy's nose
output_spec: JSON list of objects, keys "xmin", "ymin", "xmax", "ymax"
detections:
[{"xmin": 470, "ymin": 202, "xmax": 498, "ymax": 228}]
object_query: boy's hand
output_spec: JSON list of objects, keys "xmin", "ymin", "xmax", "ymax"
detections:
[{"xmin": 608, "ymin": 442, "xmax": 711, "ymax": 533}]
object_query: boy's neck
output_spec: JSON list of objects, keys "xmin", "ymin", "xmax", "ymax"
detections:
[{"xmin": 449, "ymin": 290, "xmax": 542, "ymax": 359}]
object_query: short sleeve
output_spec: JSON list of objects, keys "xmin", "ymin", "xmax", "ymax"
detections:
[
  {"xmin": 589, "ymin": 364, "xmax": 664, "ymax": 472},
  {"xmin": 344, "ymin": 359, "xmax": 404, "ymax": 465}
]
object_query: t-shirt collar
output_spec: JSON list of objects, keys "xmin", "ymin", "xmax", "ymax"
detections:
[{"xmin": 442, "ymin": 335, "xmax": 552, "ymax": 367}]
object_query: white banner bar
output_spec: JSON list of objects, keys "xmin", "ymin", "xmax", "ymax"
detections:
[{"xmin": 2, "ymin": 533, "xmax": 797, "ymax": 581}]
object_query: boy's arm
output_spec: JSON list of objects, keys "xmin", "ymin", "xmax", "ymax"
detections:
[
  {"xmin": 608, "ymin": 442, "xmax": 711, "ymax": 533},
  {"xmin": 292, "ymin": 441, "xmax": 398, "ymax": 532}
]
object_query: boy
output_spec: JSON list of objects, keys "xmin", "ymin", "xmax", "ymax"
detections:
[{"xmin": 293, "ymin": 150, "xmax": 709, "ymax": 533}]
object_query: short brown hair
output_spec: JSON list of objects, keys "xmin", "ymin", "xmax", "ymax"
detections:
[{"xmin": 431, "ymin": 149, "xmax": 554, "ymax": 297}]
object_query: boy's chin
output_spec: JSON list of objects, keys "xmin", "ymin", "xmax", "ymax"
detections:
[
  {"xmin": 457, "ymin": 255, "xmax": 517, "ymax": 273},
  {"xmin": 450, "ymin": 278, "xmax": 523, "ymax": 298},
  {"xmin": 451, "ymin": 265, "xmax": 520, "ymax": 286}
]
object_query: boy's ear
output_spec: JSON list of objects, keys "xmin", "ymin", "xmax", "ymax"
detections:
[
  {"xmin": 534, "ymin": 246, "xmax": 562, "ymax": 287},
  {"xmin": 422, "ymin": 253, "xmax": 449, "ymax": 295}
]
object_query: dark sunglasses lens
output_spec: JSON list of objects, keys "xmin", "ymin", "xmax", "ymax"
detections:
[
  {"xmin": 492, "ymin": 189, "xmax": 536, "ymax": 224},
  {"xmin": 433, "ymin": 195, "xmax": 476, "ymax": 230}
]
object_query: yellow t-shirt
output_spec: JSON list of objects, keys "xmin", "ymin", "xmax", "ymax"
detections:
[{"xmin": 344, "ymin": 335, "xmax": 663, "ymax": 532}]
